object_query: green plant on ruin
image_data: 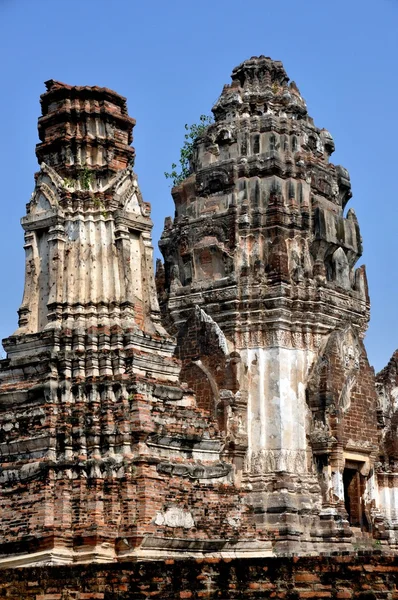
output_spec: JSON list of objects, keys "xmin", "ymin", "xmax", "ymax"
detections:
[
  {"xmin": 63, "ymin": 176, "xmax": 75, "ymax": 189},
  {"xmin": 164, "ymin": 114, "xmax": 213, "ymax": 187},
  {"xmin": 63, "ymin": 169, "xmax": 107, "ymax": 215},
  {"xmin": 272, "ymin": 82, "xmax": 279, "ymax": 94},
  {"xmin": 93, "ymin": 197, "xmax": 107, "ymax": 218},
  {"xmin": 63, "ymin": 167, "xmax": 93, "ymax": 191},
  {"xmin": 80, "ymin": 167, "xmax": 93, "ymax": 190}
]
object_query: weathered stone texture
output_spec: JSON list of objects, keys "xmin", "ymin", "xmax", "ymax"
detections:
[
  {"xmin": 1, "ymin": 56, "xmax": 398, "ymax": 576},
  {"xmin": 158, "ymin": 56, "xmax": 398, "ymax": 551},
  {"xmin": 0, "ymin": 80, "xmax": 248, "ymax": 567}
]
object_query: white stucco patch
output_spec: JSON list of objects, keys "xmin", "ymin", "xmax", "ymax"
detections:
[
  {"xmin": 242, "ymin": 346, "xmax": 315, "ymax": 474},
  {"xmin": 332, "ymin": 471, "xmax": 344, "ymax": 502},
  {"xmin": 154, "ymin": 507, "xmax": 195, "ymax": 529}
]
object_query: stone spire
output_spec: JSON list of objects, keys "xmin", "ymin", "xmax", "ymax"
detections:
[
  {"xmin": 15, "ymin": 80, "xmax": 162, "ymax": 341},
  {"xmin": 0, "ymin": 82, "xmax": 231, "ymax": 566},
  {"xmin": 158, "ymin": 56, "xmax": 383, "ymax": 549},
  {"xmin": 0, "ymin": 80, "xmax": 257, "ymax": 568}
]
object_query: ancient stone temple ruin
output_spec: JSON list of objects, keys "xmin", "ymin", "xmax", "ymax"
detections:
[{"xmin": 1, "ymin": 57, "xmax": 398, "ymax": 592}]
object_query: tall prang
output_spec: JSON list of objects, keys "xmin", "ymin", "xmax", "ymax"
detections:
[
  {"xmin": 0, "ymin": 81, "xmax": 249, "ymax": 567},
  {"xmin": 17, "ymin": 80, "xmax": 160, "ymax": 338},
  {"xmin": 158, "ymin": 56, "xmax": 398, "ymax": 550}
]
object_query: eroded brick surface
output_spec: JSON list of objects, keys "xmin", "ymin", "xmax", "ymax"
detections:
[
  {"xmin": 1, "ymin": 57, "xmax": 398, "ymax": 576},
  {"xmin": 0, "ymin": 555, "xmax": 397, "ymax": 599}
]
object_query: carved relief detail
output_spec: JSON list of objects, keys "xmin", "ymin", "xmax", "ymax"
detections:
[
  {"xmin": 246, "ymin": 449, "xmax": 307, "ymax": 474},
  {"xmin": 157, "ymin": 461, "xmax": 232, "ymax": 480},
  {"xmin": 338, "ymin": 327, "xmax": 361, "ymax": 413}
]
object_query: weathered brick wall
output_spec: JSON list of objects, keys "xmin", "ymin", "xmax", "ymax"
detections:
[
  {"xmin": 0, "ymin": 555, "xmax": 397, "ymax": 599},
  {"xmin": 307, "ymin": 333, "xmax": 379, "ymax": 450},
  {"xmin": 342, "ymin": 345, "xmax": 379, "ymax": 448},
  {"xmin": 180, "ymin": 363, "xmax": 214, "ymax": 412}
]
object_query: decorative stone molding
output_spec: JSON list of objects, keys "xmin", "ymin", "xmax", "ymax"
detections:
[
  {"xmin": 157, "ymin": 461, "xmax": 232, "ymax": 480},
  {"xmin": 310, "ymin": 421, "xmax": 336, "ymax": 448},
  {"xmin": 193, "ymin": 305, "xmax": 229, "ymax": 355},
  {"xmin": 246, "ymin": 449, "xmax": 307, "ymax": 474}
]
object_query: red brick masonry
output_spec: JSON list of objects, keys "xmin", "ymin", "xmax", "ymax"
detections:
[{"xmin": 0, "ymin": 554, "xmax": 397, "ymax": 599}]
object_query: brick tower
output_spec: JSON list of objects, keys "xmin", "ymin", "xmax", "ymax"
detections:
[
  {"xmin": 158, "ymin": 56, "xmax": 397, "ymax": 551},
  {"xmin": 0, "ymin": 81, "xmax": 245, "ymax": 566}
]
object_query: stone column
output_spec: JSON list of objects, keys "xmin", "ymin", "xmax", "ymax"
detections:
[
  {"xmin": 17, "ymin": 230, "xmax": 38, "ymax": 333},
  {"xmin": 46, "ymin": 223, "xmax": 67, "ymax": 329}
]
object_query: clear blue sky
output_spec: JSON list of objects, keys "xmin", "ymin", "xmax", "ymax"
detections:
[{"xmin": 0, "ymin": 0, "xmax": 397, "ymax": 371}]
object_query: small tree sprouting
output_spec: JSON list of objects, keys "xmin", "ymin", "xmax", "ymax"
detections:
[{"xmin": 164, "ymin": 115, "xmax": 213, "ymax": 187}]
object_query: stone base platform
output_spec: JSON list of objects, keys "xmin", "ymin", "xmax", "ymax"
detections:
[{"xmin": 0, "ymin": 554, "xmax": 397, "ymax": 599}]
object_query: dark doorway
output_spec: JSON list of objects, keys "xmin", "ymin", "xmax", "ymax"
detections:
[{"xmin": 343, "ymin": 467, "xmax": 369, "ymax": 531}]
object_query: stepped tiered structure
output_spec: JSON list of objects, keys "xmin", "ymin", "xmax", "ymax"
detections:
[
  {"xmin": 1, "ymin": 59, "xmax": 398, "ymax": 576},
  {"xmin": 158, "ymin": 56, "xmax": 398, "ymax": 551},
  {"xmin": 0, "ymin": 81, "xmax": 247, "ymax": 567}
]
